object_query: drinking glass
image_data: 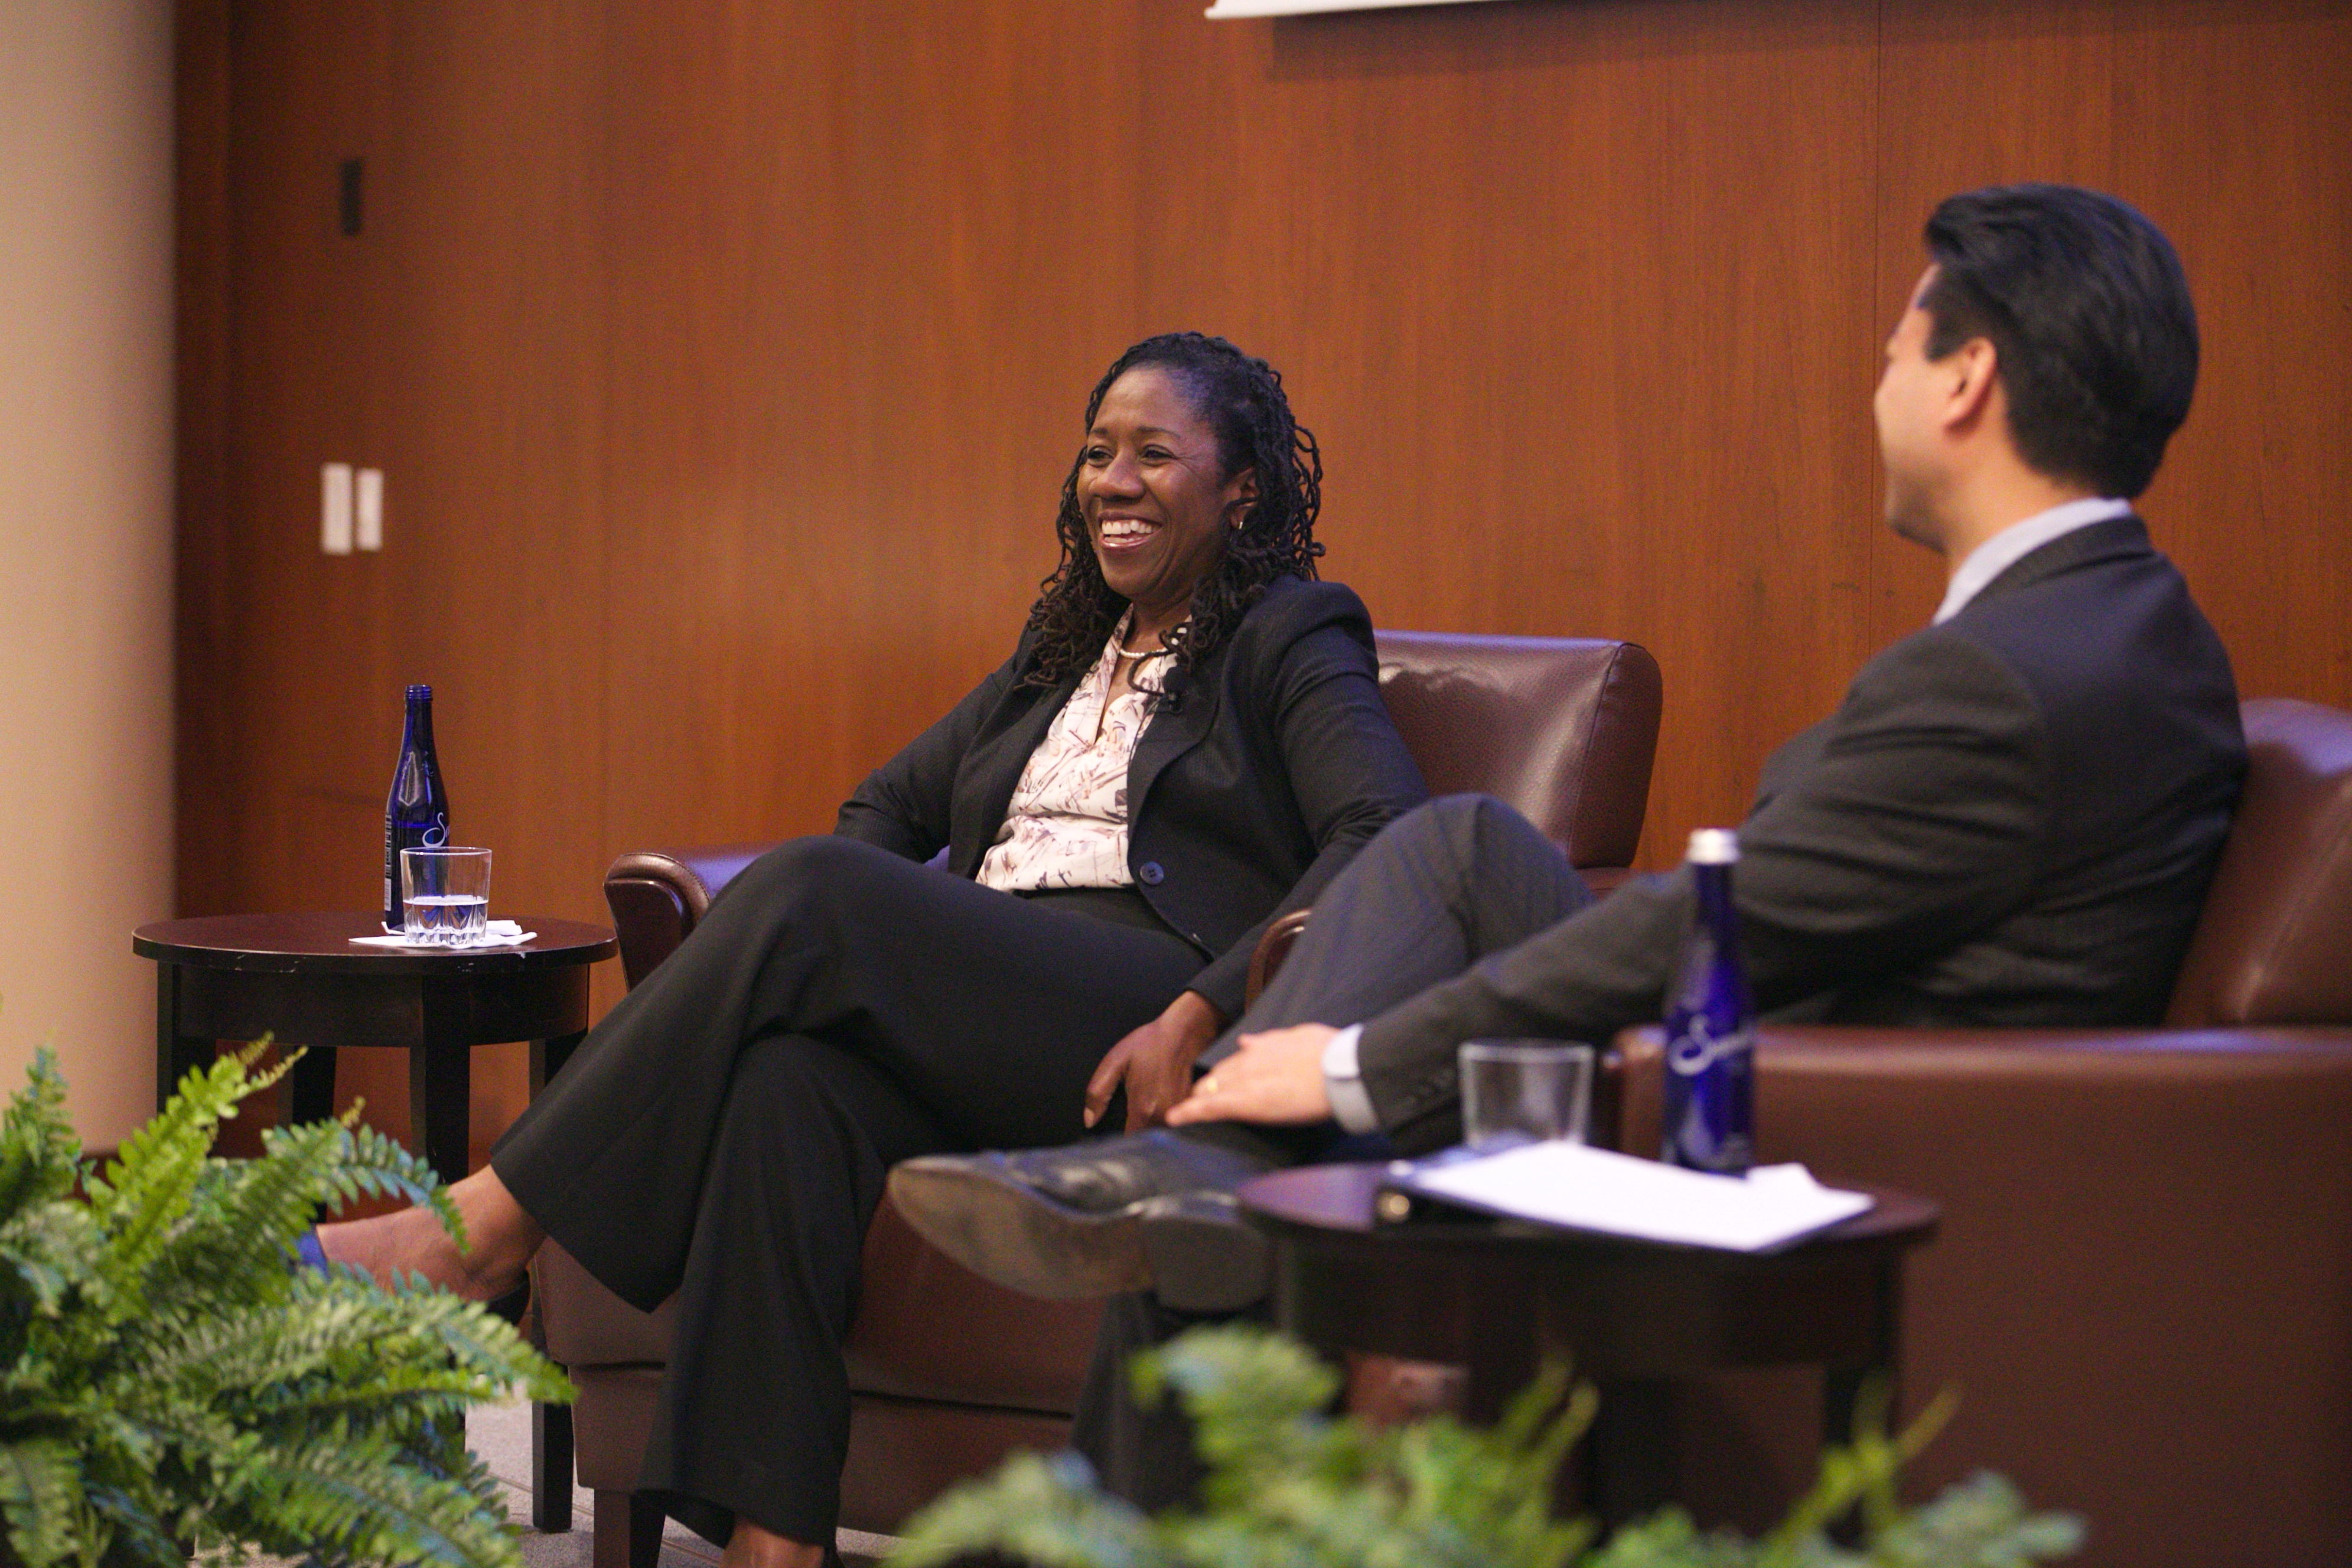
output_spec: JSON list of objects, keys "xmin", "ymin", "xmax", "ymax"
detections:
[
  {"xmin": 1458, "ymin": 1040, "xmax": 1594, "ymax": 1151},
  {"xmin": 400, "ymin": 846, "xmax": 492, "ymax": 946}
]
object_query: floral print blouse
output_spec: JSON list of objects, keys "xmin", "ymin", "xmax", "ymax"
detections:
[{"xmin": 976, "ymin": 613, "xmax": 1168, "ymax": 892}]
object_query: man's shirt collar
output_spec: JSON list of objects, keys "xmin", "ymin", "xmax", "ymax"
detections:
[{"xmin": 1932, "ymin": 496, "xmax": 2135, "ymax": 625}]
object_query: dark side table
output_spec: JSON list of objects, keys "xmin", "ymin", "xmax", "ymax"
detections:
[
  {"xmin": 1237, "ymin": 1162, "xmax": 1939, "ymax": 1524},
  {"xmin": 133, "ymin": 912, "xmax": 618, "ymax": 1185}
]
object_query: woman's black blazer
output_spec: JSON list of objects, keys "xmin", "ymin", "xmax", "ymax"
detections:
[{"xmin": 835, "ymin": 578, "xmax": 1430, "ymax": 1019}]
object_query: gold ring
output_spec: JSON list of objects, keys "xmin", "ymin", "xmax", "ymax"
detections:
[{"xmin": 1198, "ymin": 1075, "xmax": 1221, "ymax": 1096}]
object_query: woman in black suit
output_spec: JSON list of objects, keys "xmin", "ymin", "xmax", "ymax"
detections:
[{"xmin": 318, "ymin": 332, "xmax": 1428, "ymax": 1568}]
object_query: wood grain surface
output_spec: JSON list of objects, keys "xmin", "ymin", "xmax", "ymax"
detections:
[{"xmin": 175, "ymin": 6, "xmax": 2350, "ymax": 1541}]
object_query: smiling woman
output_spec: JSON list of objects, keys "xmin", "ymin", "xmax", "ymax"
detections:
[
  {"xmin": 1024, "ymin": 332, "xmax": 1326, "ymax": 702},
  {"xmin": 1083, "ymin": 367, "xmax": 1249, "ymax": 643},
  {"xmin": 311, "ymin": 333, "xmax": 1428, "ymax": 1568}
]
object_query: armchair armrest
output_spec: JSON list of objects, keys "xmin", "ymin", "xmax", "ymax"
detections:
[
  {"xmin": 1243, "ymin": 909, "xmax": 1315, "ymax": 1008},
  {"xmin": 604, "ymin": 843, "xmax": 780, "ymax": 990},
  {"xmin": 1605, "ymin": 1021, "xmax": 2352, "ymax": 1559},
  {"xmin": 1610, "ymin": 1021, "xmax": 2352, "ymax": 1165}
]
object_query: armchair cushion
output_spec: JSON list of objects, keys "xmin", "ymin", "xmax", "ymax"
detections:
[
  {"xmin": 1374, "ymin": 630, "xmax": 1660, "ymax": 868},
  {"xmin": 1611, "ymin": 1022, "xmax": 2352, "ymax": 1568},
  {"xmin": 2165, "ymin": 697, "xmax": 2352, "ymax": 1026}
]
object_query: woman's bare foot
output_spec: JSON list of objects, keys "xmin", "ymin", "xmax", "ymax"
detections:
[
  {"xmin": 315, "ymin": 1165, "xmax": 545, "ymax": 1300},
  {"xmin": 719, "ymin": 1520, "xmax": 825, "ymax": 1568}
]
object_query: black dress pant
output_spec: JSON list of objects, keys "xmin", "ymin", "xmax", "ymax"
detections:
[
  {"xmin": 490, "ymin": 835, "xmax": 1204, "ymax": 1547},
  {"xmin": 1076, "ymin": 794, "xmax": 1600, "ymax": 1503}
]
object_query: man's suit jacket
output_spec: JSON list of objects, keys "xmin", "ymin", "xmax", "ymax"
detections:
[
  {"xmin": 836, "ymin": 576, "xmax": 1430, "ymax": 1021},
  {"xmin": 1359, "ymin": 517, "xmax": 2247, "ymax": 1128}
]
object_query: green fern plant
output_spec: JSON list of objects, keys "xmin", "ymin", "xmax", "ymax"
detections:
[
  {"xmin": 888, "ymin": 1325, "xmax": 2084, "ymax": 1568},
  {"xmin": 0, "ymin": 1042, "xmax": 572, "ymax": 1568}
]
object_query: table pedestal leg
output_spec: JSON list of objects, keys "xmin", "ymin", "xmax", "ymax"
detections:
[
  {"xmin": 1822, "ymin": 1257, "xmax": 1905, "ymax": 1546},
  {"xmin": 154, "ymin": 966, "xmax": 216, "ymax": 1114},
  {"xmin": 532, "ymin": 1029, "xmax": 587, "ymax": 1096},
  {"xmin": 411, "ymin": 1000, "xmax": 471, "ymax": 1188},
  {"xmin": 1588, "ymin": 1378, "xmax": 1679, "ymax": 1527},
  {"xmin": 279, "ymin": 1044, "xmax": 338, "ymax": 1129}
]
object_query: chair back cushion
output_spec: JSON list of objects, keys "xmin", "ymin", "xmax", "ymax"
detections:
[
  {"xmin": 1373, "ymin": 631, "xmax": 1661, "ymax": 868},
  {"xmin": 2167, "ymin": 697, "xmax": 2352, "ymax": 1026}
]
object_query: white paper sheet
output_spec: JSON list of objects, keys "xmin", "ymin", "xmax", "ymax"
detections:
[{"xmin": 1398, "ymin": 1141, "xmax": 1872, "ymax": 1253}]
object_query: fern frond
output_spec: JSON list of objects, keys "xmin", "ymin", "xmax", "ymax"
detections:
[
  {"xmin": 208, "ymin": 1429, "xmax": 523, "ymax": 1568},
  {"xmin": 330, "ymin": 1287, "xmax": 571, "ymax": 1401},
  {"xmin": 3, "ymin": 1044, "xmax": 572, "ymax": 1568},
  {"xmin": 315, "ymin": 1120, "xmax": 463, "ymax": 1238},
  {"xmin": 891, "ymin": 1451, "xmax": 1162, "ymax": 1568},
  {"xmin": 80, "ymin": 1479, "xmax": 185, "ymax": 1568},
  {"xmin": 0, "ymin": 1050, "xmax": 80, "ymax": 1225},
  {"xmin": 1, "ymin": 1199, "xmax": 103, "ymax": 1319},
  {"xmin": 83, "ymin": 1045, "xmax": 283, "ymax": 1310},
  {"xmin": 0, "ymin": 1436, "xmax": 84, "ymax": 1568}
]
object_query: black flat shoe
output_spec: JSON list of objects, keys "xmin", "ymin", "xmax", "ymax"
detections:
[{"xmin": 888, "ymin": 1130, "xmax": 1278, "ymax": 1308}]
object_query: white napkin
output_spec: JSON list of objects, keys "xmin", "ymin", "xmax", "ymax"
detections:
[{"xmin": 350, "ymin": 919, "xmax": 537, "ymax": 951}]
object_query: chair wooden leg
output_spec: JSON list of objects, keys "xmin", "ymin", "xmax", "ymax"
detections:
[
  {"xmin": 594, "ymin": 1491, "xmax": 663, "ymax": 1568},
  {"xmin": 531, "ymin": 1401, "xmax": 574, "ymax": 1532}
]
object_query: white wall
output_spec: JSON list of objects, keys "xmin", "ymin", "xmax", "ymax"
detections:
[{"xmin": 0, "ymin": 1, "xmax": 176, "ymax": 1148}]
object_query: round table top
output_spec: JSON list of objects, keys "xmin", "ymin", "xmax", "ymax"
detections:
[
  {"xmin": 133, "ymin": 911, "xmax": 618, "ymax": 976},
  {"xmin": 1239, "ymin": 1160, "xmax": 1938, "ymax": 1260}
]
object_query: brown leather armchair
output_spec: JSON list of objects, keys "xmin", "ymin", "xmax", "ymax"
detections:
[
  {"xmin": 533, "ymin": 631, "xmax": 1663, "ymax": 1563},
  {"xmin": 1604, "ymin": 697, "xmax": 2352, "ymax": 1568}
]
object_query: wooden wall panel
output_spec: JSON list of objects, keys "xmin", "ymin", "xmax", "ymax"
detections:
[
  {"xmin": 2109, "ymin": 1, "xmax": 2352, "ymax": 708},
  {"xmin": 172, "ymin": 0, "xmax": 232, "ymax": 918},
  {"xmin": 597, "ymin": 0, "xmax": 1146, "ymax": 871},
  {"xmin": 1133, "ymin": 0, "xmax": 1887, "ymax": 849},
  {"xmin": 341, "ymin": 4, "xmax": 612, "ymax": 1158},
  {"xmin": 196, "ymin": 0, "xmax": 609, "ymax": 1156},
  {"xmin": 208, "ymin": 2, "xmax": 385, "ymax": 921},
  {"xmin": 183, "ymin": 3, "xmax": 2352, "ymax": 1528}
]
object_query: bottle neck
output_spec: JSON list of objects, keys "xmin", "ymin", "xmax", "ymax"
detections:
[
  {"xmin": 404, "ymin": 696, "xmax": 436, "ymax": 756},
  {"xmin": 1690, "ymin": 860, "xmax": 1738, "ymax": 950}
]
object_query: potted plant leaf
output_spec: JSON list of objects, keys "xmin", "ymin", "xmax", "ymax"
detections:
[
  {"xmin": 888, "ymin": 1324, "xmax": 2085, "ymax": 1568},
  {"xmin": 0, "ymin": 1042, "xmax": 571, "ymax": 1568}
]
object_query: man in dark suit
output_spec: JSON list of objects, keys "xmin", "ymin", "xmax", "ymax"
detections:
[{"xmin": 892, "ymin": 185, "xmax": 2245, "ymax": 1475}]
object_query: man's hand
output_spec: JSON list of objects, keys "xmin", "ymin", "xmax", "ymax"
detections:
[
  {"xmin": 1086, "ymin": 990, "xmax": 1225, "ymax": 1132},
  {"xmin": 1164, "ymin": 1022, "xmax": 1337, "ymax": 1127}
]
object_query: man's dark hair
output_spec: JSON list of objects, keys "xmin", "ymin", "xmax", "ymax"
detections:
[
  {"xmin": 1921, "ymin": 184, "xmax": 2198, "ymax": 499},
  {"xmin": 1023, "ymin": 331, "xmax": 1324, "ymax": 690}
]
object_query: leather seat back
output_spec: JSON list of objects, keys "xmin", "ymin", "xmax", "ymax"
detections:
[
  {"xmin": 1374, "ymin": 631, "xmax": 1660, "ymax": 867},
  {"xmin": 2166, "ymin": 698, "xmax": 2352, "ymax": 1026}
]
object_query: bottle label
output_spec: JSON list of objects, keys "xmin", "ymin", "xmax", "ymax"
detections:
[
  {"xmin": 1666, "ymin": 1015, "xmax": 1754, "ymax": 1077},
  {"xmin": 1662, "ymin": 1012, "xmax": 1755, "ymax": 1174}
]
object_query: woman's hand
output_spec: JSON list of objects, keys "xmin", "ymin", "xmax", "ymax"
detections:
[{"xmin": 1086, "ymin": 990, "xmax": 1226, "ymax": 1132}]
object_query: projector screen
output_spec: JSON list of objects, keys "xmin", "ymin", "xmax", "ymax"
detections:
[{"xmin": 1205, "ymin": 0, "xmax": 1500, "ymax": 17}]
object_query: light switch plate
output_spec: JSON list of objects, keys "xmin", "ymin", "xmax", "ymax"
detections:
[
  {"xmin": 321, "ymin": 462, "xmax": 354, "ymax": 555},
  {"xmin": 356, "ymin": 468, "xmax": 383, "ymax": 550}
]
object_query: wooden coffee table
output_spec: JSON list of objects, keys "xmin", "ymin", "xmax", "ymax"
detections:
[
  {"xmin": 1237, "ymin": 1162, "xmax": 1939, "ymax": 1523},
  {"xmin": 133, "ymin": 912, "xmax": 617, "ymax": 1184}
]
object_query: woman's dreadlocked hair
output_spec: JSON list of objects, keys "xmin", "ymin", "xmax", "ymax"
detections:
[{"xmin": 1021, "ymin": 332, "xmax": 1324, "ymax": 693}]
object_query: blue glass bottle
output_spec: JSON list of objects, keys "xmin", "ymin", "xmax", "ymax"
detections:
[
  {"xmin": 383, "ymin": 684, "xmax": 451, "ymax": 930},
  {"xmin": 1661, "ymin": 827, "xmax": 1755, "ymax": 1173}
]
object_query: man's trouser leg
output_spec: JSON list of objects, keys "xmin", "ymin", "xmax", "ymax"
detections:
[{"xmin": 1081, "ymin": 794, "xmax": 1601, "ymax": 1505}]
